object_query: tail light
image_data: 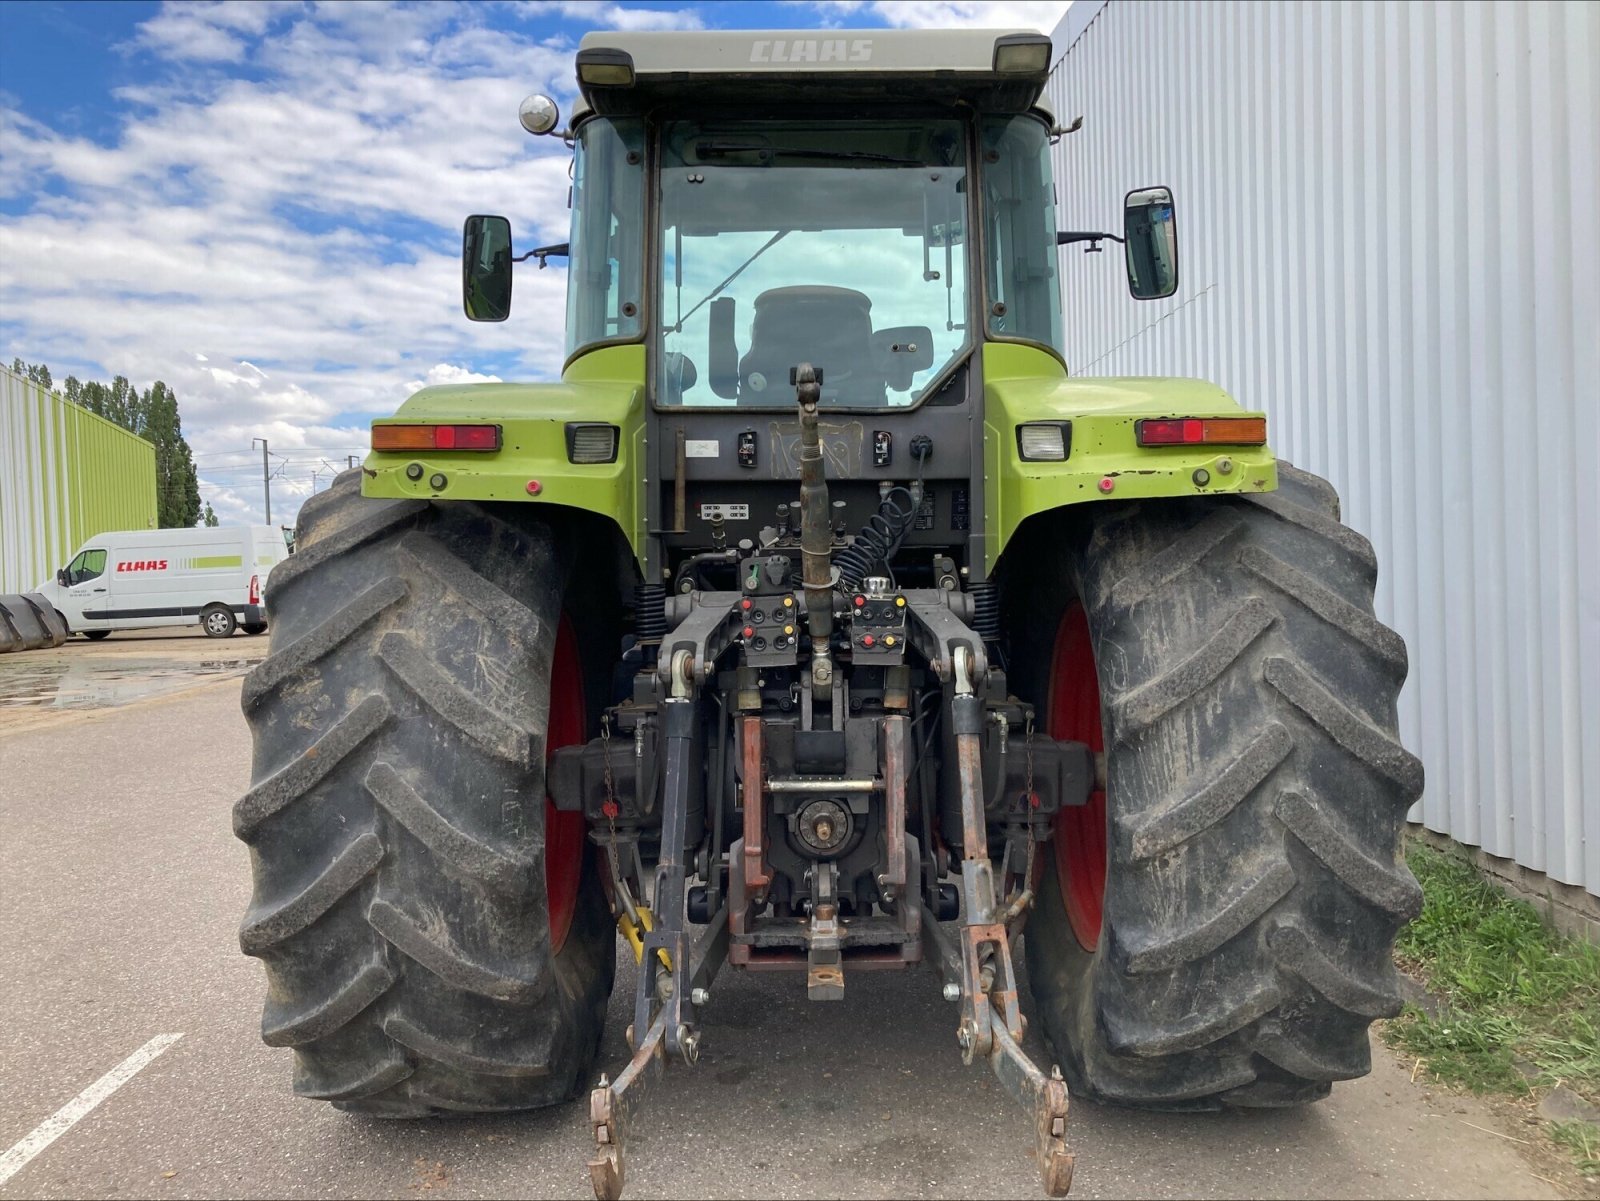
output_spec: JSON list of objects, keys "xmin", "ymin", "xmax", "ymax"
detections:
[
  {"xmin": 1135, "ymin": 417, "xmax": 1267, "ymax": 447},
  {"xmin": 248, "ymin": 574, "xmax": 261, "ymax": 605},
  {"xmin": 371, "ymin": 424, "xmax": 502, "ymax": 451}
]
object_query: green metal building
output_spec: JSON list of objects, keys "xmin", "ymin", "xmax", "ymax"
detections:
[{"xmin": 0, "ymin": 363, "xmax": 158, "ymax": 594}]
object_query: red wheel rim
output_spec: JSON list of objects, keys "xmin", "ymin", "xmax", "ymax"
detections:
[
  {"xmin": 1048, "ymin": 602, "xmax": 1107, "ymax": 952},
  {"xmin": 545, "ymin": 615, "xmax": 587, "ymax": 955}
]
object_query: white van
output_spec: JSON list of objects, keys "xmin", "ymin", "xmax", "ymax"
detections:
[{"xmin": 35, "ymin": 526, "xmax": 289, "ymax": 639}]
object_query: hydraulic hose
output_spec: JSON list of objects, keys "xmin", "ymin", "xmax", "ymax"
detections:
[{"xmin": 835, "ymin": 486, "xmax": 918, "ymax": 592}]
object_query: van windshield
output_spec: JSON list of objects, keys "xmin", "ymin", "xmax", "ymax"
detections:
[
  {"xmin": 657, "ymin": 118, "xmax": 969, "ymax": 407},
  {"xmin": 66, "ymin": 549, "xmax": 106, "ymax": 584}
]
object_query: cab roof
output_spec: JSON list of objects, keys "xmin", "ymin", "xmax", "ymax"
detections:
[{"xmin": 568, "ymin": 28, "xmax": 1055, "ymax": 124}]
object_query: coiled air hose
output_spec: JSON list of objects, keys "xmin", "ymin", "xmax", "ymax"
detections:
[{"xmin": 835, "ymin": 484, "xmax": 920, "ymax": 592}]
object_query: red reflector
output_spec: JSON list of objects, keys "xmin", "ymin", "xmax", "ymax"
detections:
[
  {"xmin": 371, "ymin": 424, "xmax": 501, "ymax": 452},
  {"xmin": 1136, "ymin": 417, "xmax": 1267, "ymax": 447}
]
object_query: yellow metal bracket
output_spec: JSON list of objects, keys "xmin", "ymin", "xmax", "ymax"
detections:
[{"xmin": 617, "ymin": 906, "xmax": 672, "ymax": 970}]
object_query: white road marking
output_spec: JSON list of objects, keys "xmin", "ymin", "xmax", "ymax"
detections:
[{"xmin": 0, "ymin": 1033, "xmax": 184, "ymax": 1186}]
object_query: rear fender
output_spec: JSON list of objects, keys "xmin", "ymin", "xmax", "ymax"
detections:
[
  {"xmin": 362, "ymin": 345, "xmax": 647, "ymax": 566},
  {"xmin": 982, "ymin": 344, "xmax": 1277, "ymax": 573}
]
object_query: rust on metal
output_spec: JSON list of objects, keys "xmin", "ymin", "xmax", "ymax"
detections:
[
  {"xmin": 987, "ymin": 1021, "xmax": 1075, "ymax": 1197},
  {"xmin": 587, "ymin": 1009, "xmax": 670, "ymax": 1201},
  {"xmin": 955, "ymin": 728, "xmax": 987, "ymax": 858},
  {"xmin": 881, "ymin": 715, "xmax": 907, "ymax": 896},
  {"xmin": 740, "ymin": 716, "xmax": 771, "ymax": 894}
]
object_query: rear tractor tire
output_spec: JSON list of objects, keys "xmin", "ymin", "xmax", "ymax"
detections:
[
  {"xmin": 1012, "ymin": 462, "xmax": 1423, "ymax": 1109},
  {"xmin": 235, "ymin": 470, "xmax": 614, "ymax": 1115}
]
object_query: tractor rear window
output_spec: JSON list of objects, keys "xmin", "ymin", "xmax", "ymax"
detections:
[
  {"xmin": 980, "ymin": 115, "xmax": 1065, "ymax": 362},
  {"xmin": 656, "ymin": 118, "xmax": 969, "ymax": 407},
  {"xmin": 567, "ymin": 118, "xmax": 647, "ymax": 360}
]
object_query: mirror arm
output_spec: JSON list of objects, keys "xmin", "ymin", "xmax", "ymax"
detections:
[
  {"xmin": 514, "ymin": 242, "xmax": 570, "ymax": 269},
  {"xmin": 1057, "ymin": 230, "xmax": 1125, "ymax": 246},
  {"xmin": 1049, "ymin": 115, "xmax": 1085, "ymax": 144},
  {"xmin": 1057, "ymin": 230, "xmax": 1125, "ymax": 255}
]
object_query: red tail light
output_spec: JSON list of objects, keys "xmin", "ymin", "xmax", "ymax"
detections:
[
  {"xmin": 371, "ymin": 424, "xmax": 502, "ymax": 451},
  {"xmin": 1135, "ymin": 417, "xmax": 1267, "ymax": 447},
  {"xmin": 248, "ymin": 574, "xmax": 261, "ymax": 605}
]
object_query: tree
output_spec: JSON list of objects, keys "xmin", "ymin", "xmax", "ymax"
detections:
[
  {"xmin": 10, "ymin": 358, "xmax": 53, "ymax": 390},
  {"xmin": 203, "ymin": 503, "xmax": 219, "ymax": 527},
  {"xmin": 142, "ymin": 380, "xmax": 202, "ymax": 528}
]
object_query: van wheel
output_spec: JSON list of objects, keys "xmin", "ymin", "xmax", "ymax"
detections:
[
  {"xmin": 202, "ymin": 605, "xmax": 238, "ymax": 638},
  {"xmin": 83, "ymin": 630, "xmax": 112, "ymax": 641},
  {"xmin": 242, "ymin": 623, "xmax": 268, "ymax": 635}
]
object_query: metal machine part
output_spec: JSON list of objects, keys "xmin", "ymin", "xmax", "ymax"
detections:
[{"xmin": 583, "ymin": 370, "xmax": 1087, "ymax": 1200}]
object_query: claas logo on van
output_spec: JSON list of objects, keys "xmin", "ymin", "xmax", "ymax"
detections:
[{"xmin": 117, "ymin": 559, "xmax": 169, "ymax": 572}]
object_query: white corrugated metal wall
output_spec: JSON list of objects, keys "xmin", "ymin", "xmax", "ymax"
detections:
[
  {"xmin": 0, "ymin": 366, "xmax": 65, "ymax": 595},
  {"xmin": 1047, "ymin": 0, "xmax": 1599, "ymax": 893}
]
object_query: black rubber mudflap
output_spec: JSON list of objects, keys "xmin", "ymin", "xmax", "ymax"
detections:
[
  {"xmin": 1012, "ymin": 462, "xmax": 1423, "ymax": 1109},
  {"xmin": 235, "ymin": 471, "xmax": 614, "ymax": 1116}
]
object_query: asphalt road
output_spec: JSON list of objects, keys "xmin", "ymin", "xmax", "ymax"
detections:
[{"xmin": 0, "ymin": 660, "xmax": 1565, "ymax": 1200}]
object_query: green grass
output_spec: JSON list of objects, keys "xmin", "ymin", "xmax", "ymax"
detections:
[
  {"xmin": 1386, "ymin": 844, "xmax": 1600, "ymax": 1172},
  {"xmin": 1550, "ymin": 1121, "xmax": 1600, "ymax": 1173}
]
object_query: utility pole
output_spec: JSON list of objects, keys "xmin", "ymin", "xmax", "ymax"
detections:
[
  {"xmin": 346, "ymin": 455, "xmax": 358, "ymax": 470},
  {"xmin": 252, "ymin": 437, "xmax": 271, "ymax": 524}
]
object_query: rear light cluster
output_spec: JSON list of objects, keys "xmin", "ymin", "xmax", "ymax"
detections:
[
  {"xmin": 371, "ymin": 424, "xmax": 502, "ymax": 452},
  {"xmin": 1135, "ymin": 417, "xmax": 1267, "ymax": 447},
  {"xmin": 248, "ymin": 575, "xmax": 260, "ymax": 605}
]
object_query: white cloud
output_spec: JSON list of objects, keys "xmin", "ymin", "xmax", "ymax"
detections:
[
  {"xmin": 3, "ymin": 4, "xmax": 578, "ymax": 527},
  {"xmin": 518, "ymin": 3, "xmax": 706, "ymax": 33},
  {"xmin": 802, "ymin": 0, "xmax": 1071, "ymax": 31},
  {"xmin": 130, "ymin": 0, "xmax": 299, "ymax": 63},
  {"xmin": 406, "ymin": 363, "xmax": 505, "ymax": 392}
]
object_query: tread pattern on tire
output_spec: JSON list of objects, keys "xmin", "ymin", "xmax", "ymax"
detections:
[
  {"xmin": 1017, "ymin": 461, "xmax": 1422, "ymax": 1110},
  {"xmin": 237, "ymin": 471, "xmax": 613, "ymax": 1115}
]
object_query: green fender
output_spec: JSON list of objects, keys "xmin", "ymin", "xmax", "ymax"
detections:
[
  {"xmin": 363, "ymin": 345, "xmax": 649, "ymax": 563},
  {"xmin": 982, "ymin": 343, "xmax": 1277, "ymax": 574},
  {"xmin": 363, "ymin": 341, "xmax": 1277, "ymax": 579}
]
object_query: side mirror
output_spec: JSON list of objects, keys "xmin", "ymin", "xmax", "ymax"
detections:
[
  {"xmin": 463, "ymin": 214, "xmax": 514, "ymax": 321},
  {"xmin": 708, "ymin": 297, "xmax": 740, "ymax": 399},
  {"xmin": 1123, "ymin": 186, "xmax": 1178, "ymax": 300},
  {"xmin": 56, "ymin": 568, "xmax": 68, "ymax": 586}
]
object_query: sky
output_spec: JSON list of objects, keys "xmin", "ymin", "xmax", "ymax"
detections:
[{"xmin": 0, "ymin": 0, "xmax": 1072, "ymax": 528}]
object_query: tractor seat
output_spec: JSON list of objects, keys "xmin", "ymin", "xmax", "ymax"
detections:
[{"xmin": 737, "ymin": 286, "xmax": 886, "ymax": 404}]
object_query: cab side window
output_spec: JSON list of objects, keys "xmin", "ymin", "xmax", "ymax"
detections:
[{"xmin": 71, "ymin": 550, "xmax": 107, "ymax": 584}]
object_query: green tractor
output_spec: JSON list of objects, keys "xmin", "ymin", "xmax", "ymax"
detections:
[{"xmin": 235, "ymin": 27, "xmax": 1421, "ymax": 1199}]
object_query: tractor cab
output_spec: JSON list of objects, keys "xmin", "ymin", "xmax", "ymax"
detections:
[{"xmin": 458, "ymin": 29, "xmax": 1183, "ymax": 592}]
